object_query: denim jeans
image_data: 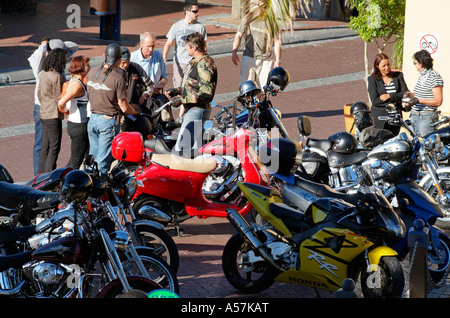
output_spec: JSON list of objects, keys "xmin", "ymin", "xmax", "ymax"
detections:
[
  {"xmin": 174, "ymin": 106, "xmax": 211, "ymax": 157},
  {"xmin": 87, "ymin": 113, "xmax": 119, "ymax": 173},
  {"xmin": 33, "ymin": 104, "xmax": 43, "ymax": 175},
  {"xmin": 410, "ymin": 110, "xmax": 439, "ymax": 137}
]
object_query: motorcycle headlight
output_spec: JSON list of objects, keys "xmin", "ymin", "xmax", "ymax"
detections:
[
  {"xmin": 112, "ymin": 230, "xmax": 130, "ymax": 252},
  {"xmin": 126, "ymin": 177, "xmax": 137, "ymax": 197}
]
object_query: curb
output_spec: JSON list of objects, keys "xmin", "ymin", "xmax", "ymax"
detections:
[{"xmin": 0, "ymin": 24, "xmax": 357, "ymax": 85}]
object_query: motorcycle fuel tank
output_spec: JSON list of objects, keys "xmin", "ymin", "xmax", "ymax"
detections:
[
  {"xmin": 32, "ymin": 237, "xmax": 81, "ymax": 264},
  {"xmin": 367, "ymin": 140, "xmax": 411, "ymax": 163}
]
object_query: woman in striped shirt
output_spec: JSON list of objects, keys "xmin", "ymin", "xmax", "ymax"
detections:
[
  {"xmin": 403, "ymin": 50, "xmax": 444, "ymax": 136},
  {"xmin": 368, "ymin": 53, "xmax": 409, "ymax": 135}
]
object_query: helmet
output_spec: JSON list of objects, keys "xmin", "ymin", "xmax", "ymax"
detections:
[
  {"xmin": 267, "ymin": 67, "xmax": 290, "ymax": 91},
  {"xmin": 239, "ymin": 80, "xmax": 261, "ymax": 98},
  {"xmin": 350, "ymin": 101, "xmax": 370, "ymax": 115},
  {"xmin": 105, "ymin": 43, "xmax": 122, "ymax": 66},
  {"xmin": 125, "ymin": 115, "xmax": 152, "ymax": 140},
  {"xmin": 60, "ymin": 170, "xmax": 93, "ymax": 203},
  {"xmin": 120, "ymin": 46, "xmax": 130, "ymax": 60},
  {"xmin": 328, "ymin": 132, "xmax": 357, "ymax": 154}
]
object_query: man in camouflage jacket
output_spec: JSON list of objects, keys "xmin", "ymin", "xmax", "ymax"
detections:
[{"xmin": 167, "ymin": 32, "xmax": 218, "ymax": 157}]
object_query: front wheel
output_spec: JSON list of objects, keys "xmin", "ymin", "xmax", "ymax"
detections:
[
  {"xmin": 360, "ymin": 256, "xmax": 405, "ymax": 298},
  {"xmin": 428, "ymin": 234, "xmax": 450, "ymax": 287},
  {"xmin": 222, "ymin": 233, "xmax": 279, "ymax": 294}
]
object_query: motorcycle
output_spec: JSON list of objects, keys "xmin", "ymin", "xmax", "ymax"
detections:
[
  {"xmin": 0, "ymin": 172, "xmax": 169, "ymax": 297},
  {"xmin": 222, "ymin": 181, "xmax": 405, "ymax": 298},
  {"xmin": 266, "ymin": 135, "xmax": 450, "ymax": 287},
  {"xmin": 112, "ymin": 130, "xmax": 270, "ymax": 236},
  {"xmin": 85, "ymin": 156, "xmax": 180, "ymax": 273}
]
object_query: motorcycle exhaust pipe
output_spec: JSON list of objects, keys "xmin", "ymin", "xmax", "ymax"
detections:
[
  {"xmin": 226, "ymin": 208, "xmax": 283, "ymax": 272},
  {"xmin": 136, "ymin": 205, "xmax": 172, "ymax": 223}
]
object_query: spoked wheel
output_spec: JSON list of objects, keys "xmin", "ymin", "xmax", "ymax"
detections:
[
  {"xmin": 428, "ymin": 235, "xmax": 450, "ymax": 287},
  {"xmin": 121, "ymin": 247, "xmax": 179, "ymax": 294},
  {"xmin": 360, "ymin": 256, "xmax": 405, "ymax": 298},
  {"xmin": 133, "ymin": 223, "xmax": 180, "ymax": 273},
  {"xmin": 421, "ymin": 171, "xmax": 450, "ymax": 229},
  {"xmin": 222, "ymin": 233, "xmax": 279, "ymax": 294}
]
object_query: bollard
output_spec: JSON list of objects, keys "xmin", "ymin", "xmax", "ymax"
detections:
[
  {"xmin": 335, "ymin": 278, "xmax": 357, "ymax": 298},
  {"xmin": 407, "ymin": 219, "xmax": 429, "ymax": 298}
]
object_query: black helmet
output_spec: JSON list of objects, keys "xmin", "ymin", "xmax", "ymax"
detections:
[
  {"xmin": 105, "ymin": 43, "xmax": 122, "ymax": 66},
  {"xmin": 125, "ymin": 115, "xmax": 152, "ymax": 140},
  {"xmin": 350, "ymin": 101, "xmax": 370, "ymax": 115},
  {"xmin": 328, "ymin": 132, "xmax": 357, "ymax": 154},
  {"xmin": 239, "ymin": 80, "xmax": 261, "ymax": 98},
  {"xmin": 267, "ymin": 67, "xmax": 290, "ymax": 91},
  {"xmin": 60, "ymin": 170, "xmax": 93, "ymax": 203}
]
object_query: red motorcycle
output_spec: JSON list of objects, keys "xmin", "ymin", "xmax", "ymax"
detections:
[{"xmin": 111, "ymin": 129, "xmax": 269, "ymax": 235}]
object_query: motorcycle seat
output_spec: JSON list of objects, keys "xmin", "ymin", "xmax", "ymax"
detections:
[
  {"xmin": 144, "ymin": 138, "xmax": 172, "ymax": 155},
  {"xmin": 306, "ymin": 138, "xmax": 331, "ymax": 152},
  {"xmin": 294, "ymin": 175, "xmax": 361, "ymax": 206},
  {"xmin": 151, "ymin": 154, "xmax": 217, "ymax": 174},
  {"xmin": 0, "ymin": 251, "xmax": 32, "ymax": 272},
  {"xmin": 269, "ymin": 202, "xmax": 304, "ymax": 222},
  {"xmin": 0, "ymin": 225, "xmax": 36, "ymax": 244},
  {"xmin": 327, "ymin": 150, "xmax": 368, "ymax": 168},
  {"xmin": 0, "ymin": 181, "xmax": 60, "ymax": 212}
]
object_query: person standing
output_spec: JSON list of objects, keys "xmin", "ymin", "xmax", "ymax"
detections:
[
  {"xmin": 37, "ymin": 48, "xmax": 67, "ymax": 174},
  {"xmin": 86, "ymin": 43, "xmax": 141, "ymax": 173},
  {"xmin": 367, "ymin": 53, "xmax": 409, "ymax": 135},
  {"xmin": 231, "ymin": 3, "xmax": 281, "ymax": 89},
  {"xmin": 403, "ymin": 50, "xmax": 444, "ymax": 136},
  {"xmin": 58, "ymin": 55, "xmax": 91, "ymax": 169},
  {"xmin": 163, "ymin": 1, "xmax": 207, "ymax": 119},
  {"xmin": 166, "ymin": 33, "xmax": 217, "ymax": 157},
  {"xmin": 28, "ymin": 37, "xmax": 78, "ymax": 175},
  {"xmin": 130, "ymin": 32, "xmax": 173, "ymax": 121}
]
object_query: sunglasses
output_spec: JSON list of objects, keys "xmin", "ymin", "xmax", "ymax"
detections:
[{"xmin": 190, "ymin": 9, "xmax": 199, "ymax": 13}]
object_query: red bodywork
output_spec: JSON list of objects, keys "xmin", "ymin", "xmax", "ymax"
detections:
[{"xmin": 112, "ymin": 130, "xmax": 268, "ymax": 219}]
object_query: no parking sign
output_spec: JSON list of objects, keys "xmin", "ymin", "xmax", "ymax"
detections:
[{"xmin": 419, "ymin": 33, "xmax": 440, "ymax": 56}]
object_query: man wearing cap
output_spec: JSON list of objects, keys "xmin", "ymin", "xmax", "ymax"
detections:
[
  {"xmin": 28, "ymin": 37, "xmax": 78, "ymax": 175},
  {"xmin": 86, "ymin": 43, "xmax": 141, "ymax": 173}
]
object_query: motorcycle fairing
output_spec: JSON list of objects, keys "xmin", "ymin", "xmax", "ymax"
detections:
[{"xmin": 275, "ymin": 227, "xmax": 374, "ymax": 291}]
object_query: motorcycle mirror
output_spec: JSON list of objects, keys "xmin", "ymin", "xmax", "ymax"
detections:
[
  {"xmin": 297, "ymin": 115, "xmax": 311, "ymax": 136},
  {"xmin": 203, "ymin": 120, "xmax": 213, "ymax": 131},
  {"xmin": 85, "ymin": 154, "xmax": 95, "ymax": 167}
]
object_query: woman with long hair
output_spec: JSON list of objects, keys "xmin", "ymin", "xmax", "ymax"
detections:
[
  {"xmin": 58, "ymin": 55, "xmax": 91, "ymax": 169},
  {"xmin": 367, "ymin": 52, "xmax": 409, "ymax": 135},
  {"xmin": 37, "ymin": 48, "xmax": 67, "ymax": 173}
]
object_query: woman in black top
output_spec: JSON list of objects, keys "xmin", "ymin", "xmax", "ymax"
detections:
[{"xmin": 367, "ymin": 53, "xmax": 409, "ymax": 135}]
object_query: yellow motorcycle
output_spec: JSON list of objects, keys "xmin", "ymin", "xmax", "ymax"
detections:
[{"xmin": 222, "ymin": 182, "xmax": 406, "ymax": 297}]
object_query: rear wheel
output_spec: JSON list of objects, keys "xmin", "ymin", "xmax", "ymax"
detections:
[
  {"xmin": 222, "ymin": 233, "xmax": 279, "ymax": 293},
  {"xmin": 95, "ymin": 276, "xmax": 161, "ymax": 298}
]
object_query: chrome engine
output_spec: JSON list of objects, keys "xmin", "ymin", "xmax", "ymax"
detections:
[{"xmin": 202, "ymin": 155, "xmax": 243, "ymax": 203}]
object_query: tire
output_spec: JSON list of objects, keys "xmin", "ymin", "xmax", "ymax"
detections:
[
  {"xmin": 360, "ymin": 256, "xmax": 405, "ymax": 298},
  {"xmin": 428, "ymin": 234, "xmax": 450, "ymax": 286},
  {"xmin": 133, "ymin": 223, "xmax": 180, "ymax": 273},
  {"xmin": 95, "ymin": 276, "xmax": 161, "ymax": 298},
  {"xmin": 122, "ymin": 247, "xmax": 179, "ymax": 294},
  {"xmin": 222, "ymin": 233, "xmax": 279, "ymax": 293},
  {"xmin": 421, "ymin": 171, "xmax": 450, "ymax": 229}
]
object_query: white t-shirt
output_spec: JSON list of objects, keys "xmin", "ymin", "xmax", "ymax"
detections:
[
  {"xmin": 66, "ymin": 78, "xmax": 90, "ymax": 123},
  {"xmin": 166, "ymin": 20, "xmax": 207, "ymax": 64}
]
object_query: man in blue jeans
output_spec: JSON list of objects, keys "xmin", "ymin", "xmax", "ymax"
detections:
[
  {"xmin": 166, "ymin": 32, "xmax": 217, "ymax": 158},
  {"xmin": 86, "ymin": 43, "xmax": 141, "ymax": 173}
]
